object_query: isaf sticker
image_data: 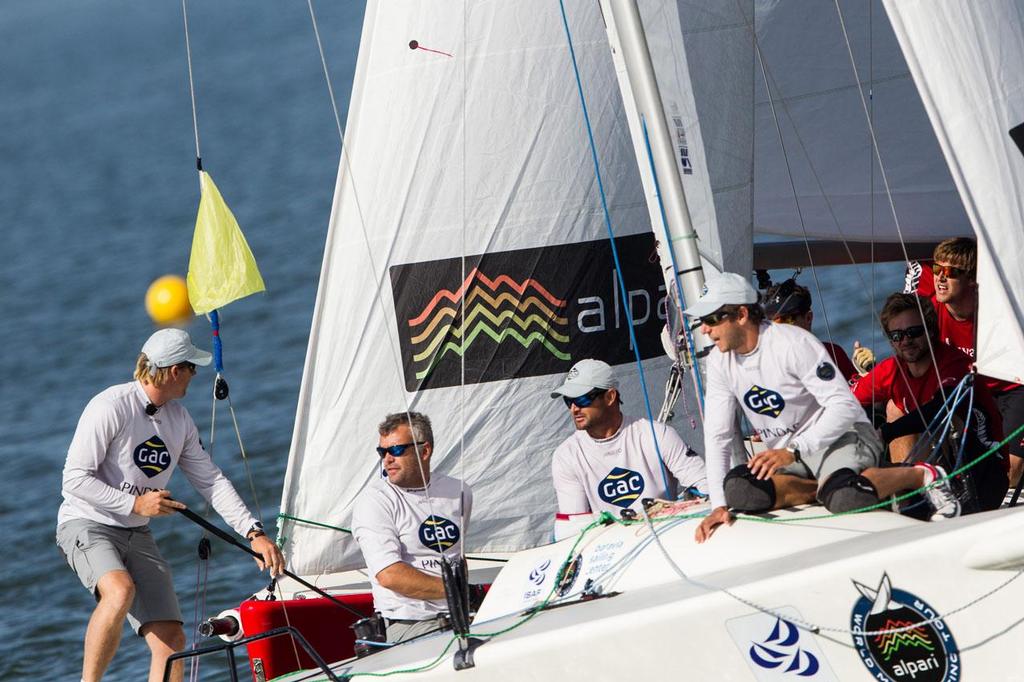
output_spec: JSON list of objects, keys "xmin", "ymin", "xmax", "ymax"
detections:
[
  {"xmin": 725, "ymin": 606, "xmax": 837, "ymax": 680},
  {"xmin": 598, "ymin": 467, "xmax": 644, "ymax": 508},
  {"xmin": 418, "ymin": 515, "xmax": 460, "ymax": 553},
  {"xmin": 849, "ymin": 573, "xmax": 960, "ymax": 682},
  {"xmin": 744, "ymin": 386, "xmax": 786, "ymax": 418},
  {"xmin": 133, "ymin": 436, "xmax": 171, "ymax": 478}
]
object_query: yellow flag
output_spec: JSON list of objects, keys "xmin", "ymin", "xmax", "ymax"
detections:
[{"xmin": 187, "ymin": 171, "xmax": 266, "ymax": 314}]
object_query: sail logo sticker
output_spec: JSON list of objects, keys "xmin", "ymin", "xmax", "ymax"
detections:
[
  {"xmin": 744, "ymin": 386, "xmax": 786, "ymax": 418},
  {"xmin": 726, "ymin": 607, "xmax": 837, "ymax": 681},
  {"xmin": 389, "ymin": 234, "xmax": 667, "ymax": 391},
  {"xmin": 849, "ymin": 573, "xmax": 960, "ymax": 682},
  {"xmin": 133, "ymin": 436, "xmax": 171, "ymax": 478},
  {"xmin": 529, "ymin": 559, "xmax": 551, "ymax": 586},
  {"xmin": 749, "ymin": 617, "xmax": 819, "ymax": 677},
  {"xmin": 598, "ymin": 467, "xmax": 644, "ymax": 508},
  {"xmin": 418, "ymin": 515, "xmax": 460, "ymax": 553}
]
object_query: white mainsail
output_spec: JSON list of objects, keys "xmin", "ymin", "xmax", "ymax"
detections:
[
  {"xmin": 752, "ymin": 0, "xmax": 971, "ymax": 243},
  {"xmin": 883, "ymin": 0, "xmax": 1024, "ymax": 384},
  {"xmin": 280, "ymin": 1, "xmax": 702, "ymax": 575}
]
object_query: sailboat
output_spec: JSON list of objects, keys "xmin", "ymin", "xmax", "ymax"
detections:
[{"xmin": 194, "ymin": 1, "xmax": 1024, "ymax": 680}]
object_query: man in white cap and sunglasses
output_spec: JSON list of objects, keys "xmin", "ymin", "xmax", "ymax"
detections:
[
  {"xmin": 688, "ymin": 272, "xmax": 961, "ymax": 544},
  {"xmin": 549, "ymin": 358, "xmax": 707, "ymax": 538},
  {"xmin": 56, "ymin": 328, "xmax": 284, "ymax": 682},
  {"xmin": 352, "ymin": 411, "xmax": 475, "ymax": 644}
]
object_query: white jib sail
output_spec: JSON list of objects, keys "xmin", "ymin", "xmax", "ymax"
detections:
[
  {"xmin": 280, "ymin": 0, "xmax": 704, "ymax": 575},
  {"xmin": 883, "ymin": 0, "xmax": 1024, "ymax": 384}
]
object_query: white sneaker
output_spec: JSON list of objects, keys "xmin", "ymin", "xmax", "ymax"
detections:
[{"xmin": 915, "ymin": 463, "xmax": 961, "ymax": 520}]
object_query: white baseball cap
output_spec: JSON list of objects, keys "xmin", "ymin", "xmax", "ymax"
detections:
[
  {"xmin": 141, "ymin": 328, "xmax": 212, "ymax": 370},
  {"xmin": 683, "ymin": 272, "xmax": 759, "ymax": 319},
  {"xmin": 550, "ymin": 359, "xmax": 618, "ymax": 399}
]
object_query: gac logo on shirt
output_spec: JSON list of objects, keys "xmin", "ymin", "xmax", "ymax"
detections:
[
  {"xmin": 133, "ymin": 436, "xmax": 171, "ymax": 478},
  {"xmin": 743, "ymin": 385, "xmax": 785, "ymax": 418},
  {"xmin": 418, "ymin": 515, "xmax": 461, "ymax": 552},
  {"xmin": 598, "ymin": 467, "xmax": 644, "ymax": 508}
]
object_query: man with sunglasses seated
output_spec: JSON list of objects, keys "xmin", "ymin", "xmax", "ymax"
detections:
[
  {"xmin": 762, "ymin": 278, "xmax": 858, "ymax": 383},
  {"xmin": 549, "ymin": 359, "xmax": 707, "ymax": 538},
  {"xmin": 689, "ymin": 274, "xmax": 960, "ymax": 543},
  {"xmin": 351, "ymin": 412, "xmax": 473, "ymax": 644},
  {"xmin": 904, "ymin": 237, "xmax": 1024, "ymax": 490},
  {"xmin": 851, "ymin": 293, "xmax": 1008, "ymax": 512}
]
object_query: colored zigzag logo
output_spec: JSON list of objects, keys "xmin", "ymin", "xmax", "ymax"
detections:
[
  {"xmin": 872, "ymin": 619, "xmax": 934, "ymax": 661},
  {"xmin": 408, "ymin": 268, "xmax": 570, "ymax": 379}
]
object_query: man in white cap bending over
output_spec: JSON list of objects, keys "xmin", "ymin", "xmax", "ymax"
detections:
[
  {"xmin": 689, "ymin": 272, "xmax": 959, "ymax": 543},
  {"xmin": 56, "ymin": 328, "xmax": 284, "ymax": 682},
  {"xmin": 549, "ymin": 359, "xmax": 707, "ymax": 538}
]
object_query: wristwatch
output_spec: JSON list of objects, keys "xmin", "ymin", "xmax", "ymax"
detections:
[
  {"xmin": 785, "ymin": 443, "xmax": 802, "ymax": 463},
  {"xmin": 246, "ymin": 521, "xmax": 265, "ymax": 541}
]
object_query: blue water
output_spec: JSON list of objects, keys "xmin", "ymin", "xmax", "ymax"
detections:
[{"xmin": 0, "ymin": 2, "xmax": 902, "ymax": 680}]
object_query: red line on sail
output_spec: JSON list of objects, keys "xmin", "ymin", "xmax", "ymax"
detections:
[
  {"xmin": 408, "ymin": 268, "xmax": 566, "ymax": 326},
  {"xmin": 408, "ymin": 40, "xmax": 454, "ymax": 58}
]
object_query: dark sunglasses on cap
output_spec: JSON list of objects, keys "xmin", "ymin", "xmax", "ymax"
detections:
[
  {"xmin": 563, "ymin": 388, "xmax": 607, "ymax": 409},
  {"xmin": 375, "ymin": 442, "xmax": 426, "ymax": 458},
  {"xmin": 931, "ymin": 263, "xmax": 969, "ymax": 279},
  {"xmin": 886, "ymin": 324, "xmax": 926, "ymax": 343}
]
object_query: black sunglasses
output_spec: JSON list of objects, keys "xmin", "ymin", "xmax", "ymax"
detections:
[
  {"xmin": 563, "ymin": 388, "xmax": 607, "ymax": 409},
  {"xmin": 699, "ymin": 308, "xmax": 735, "ymax": 327},
  {"xmin": 375, "ymin": 442, "xmax": 426, "ymax": 458},
  {"xmin": 887, "ymin": 325, "xmax": 926, "ymax": 343}
]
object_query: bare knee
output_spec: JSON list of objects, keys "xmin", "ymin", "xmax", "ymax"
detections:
[
  {"xmin": 142, "ymin": 621, "xmax": 186, "ymax": 654},
  {"xmin": 96, "ymin": 570, "xmax": 135, "ymax": 611}
]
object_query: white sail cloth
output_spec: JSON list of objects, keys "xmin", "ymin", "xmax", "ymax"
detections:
[
  {"xmin": 279, "ymin": 1, "xmax": 701, "ymax": 575},
  {"xmin": 883, "ymin": 0, "xmax": 1024, "ymax": 384},
  {"xmin": 752, "ymin": 0, "xmax": 971, "ymax": 243}
]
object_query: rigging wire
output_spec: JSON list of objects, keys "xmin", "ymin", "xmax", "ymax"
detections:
[
  {"xmin": 557, "ymin": 0, "xmax": 674, "ymax": 499},
  {"xmin": 830, "ymin": 0, "xmax": 949, "ymax": 408},
  {"xmin": 181, "ymin": 0, "xmax": 201, "ymax": 165}
]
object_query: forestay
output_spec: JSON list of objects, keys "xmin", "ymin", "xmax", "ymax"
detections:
[
  {"xmin": 884, "ymin": 0, "xmax": 1024, "ymax": 384},
  {"xmin": 279, "ymin": 1, "xmax": 703, "ymax": 575}
]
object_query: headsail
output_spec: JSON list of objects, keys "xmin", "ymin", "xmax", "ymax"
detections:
[
  {"xmin": 883, "ymin": 0, "xmax": 1024, "ymax": 384},
  {"xmin": 280, "ymin": 1, "xmax": 701, "ymax": 575}
]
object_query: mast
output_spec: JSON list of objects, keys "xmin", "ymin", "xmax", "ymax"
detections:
[{"xmin": 600, "ymin": 0, "xmax": 709, "ymax": 357}]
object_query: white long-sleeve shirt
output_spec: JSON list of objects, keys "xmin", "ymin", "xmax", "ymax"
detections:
[
  {"xmin": 552, "ymin": 416, "xmax": 707, "ymax": 515},
  {"xmin": 58, "ymin": 381, "xmax": 259, "ymax": 536},
  {"xmin": 703, "ymin": 323, "xmax": 869, "ymax": 509}
]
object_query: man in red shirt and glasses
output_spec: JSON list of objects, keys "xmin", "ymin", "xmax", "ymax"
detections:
[
  {"xmin": 905, "ymin": 238, "xmax": 1023, "ymax": 491},
  {"xmin": 852, "ymin": 292, "xmax": 1008, "ymax": 512}
]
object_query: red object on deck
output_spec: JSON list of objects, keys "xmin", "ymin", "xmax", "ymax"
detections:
[{"xmin": 239, "ymin": 593, "xmax": 374, "ymax": 681}]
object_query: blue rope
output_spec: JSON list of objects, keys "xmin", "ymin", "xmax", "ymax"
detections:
[
  {"xmin": 639, "ymin": 115, "xmax": 705, "ymax": 408},
  {"xmin": 558, "ymin": 0, "xmax": 672, "ymax": 497}
]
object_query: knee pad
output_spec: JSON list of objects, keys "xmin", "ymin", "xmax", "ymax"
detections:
[
  {"xmin": 819, "ymin": 468, "xmax": 879, "ymax": 513},
  {"xmin": 723, "ymin": 465, "xmax": 776, "ymax": 513}
]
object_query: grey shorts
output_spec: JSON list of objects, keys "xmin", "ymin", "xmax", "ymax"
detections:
[
  {"xmin": 385, "ymin": 617, "xmax": 445, "ymax": 643},
  {"xmin": 56, "ymin": 519, "xmax": 182, "ymax": 634},
  {"xmin": 778, "ymin": 422, "xmax": 882, "ymax": 492}
]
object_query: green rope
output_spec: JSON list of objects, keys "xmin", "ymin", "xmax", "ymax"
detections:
[{"xmin": 277, "ymin": 513, "xmax": 352, "ymax": 534}]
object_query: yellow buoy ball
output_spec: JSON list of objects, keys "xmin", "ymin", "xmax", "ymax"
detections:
[{"xmin": 145, "ymin": 275, "xmax": 194, "ymax": 326}]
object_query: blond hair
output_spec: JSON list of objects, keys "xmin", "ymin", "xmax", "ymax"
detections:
[
  {"xmin": 933, "ymin": 237, "xmax": 976, "ymax": 277},
  {"xmin": 133, "ymin": 353, "xmax": 174, "ymax": 388}
]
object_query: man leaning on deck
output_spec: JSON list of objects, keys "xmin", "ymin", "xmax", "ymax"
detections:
[{"xmin": 689, "ymin": 273, "xmax": 957, "ymax": 543}]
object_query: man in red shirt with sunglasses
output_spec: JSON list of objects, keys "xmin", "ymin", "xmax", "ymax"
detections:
[
  {"xmin": 905, "ymin": 237, "xmax": 1023, "ymax": 489},
  {"xmin": 851, "ymin": 292, "xmax": 1008, "ymax": 512}
]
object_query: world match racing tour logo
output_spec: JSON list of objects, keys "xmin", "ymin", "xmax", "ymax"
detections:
[
  {"xmin": 850, "ymin": 573, "xmax": 960, "ymax": 682},
  {"xmin": 389, "ymin": 234, "xmax": 668, "ymax": 391}
]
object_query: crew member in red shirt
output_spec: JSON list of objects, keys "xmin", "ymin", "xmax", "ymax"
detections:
[
  {"xmin": 905, "ymin": 238, "xmax": 1023, "ymax": 489},
  {"xmin": 852, "ymin": 293, "xmax": 1008, "ymax": 512},
  {"xmin": 762, "ymin": 279, "xmax": 858, "ymax": 383}
]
